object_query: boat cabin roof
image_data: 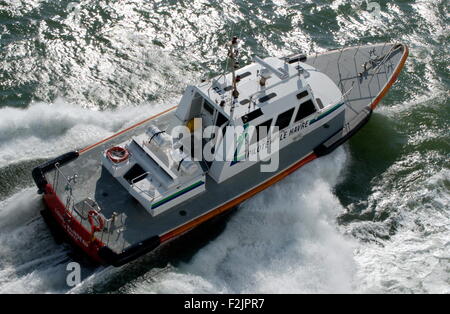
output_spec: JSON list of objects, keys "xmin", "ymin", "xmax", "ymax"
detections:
[
  {"xmin": 190, "ymin": 56, "xmax": 337, "ymax": 126},
  {"xmin": 175, "ymin": 55, "xmax": 342, "ymax": 137}
]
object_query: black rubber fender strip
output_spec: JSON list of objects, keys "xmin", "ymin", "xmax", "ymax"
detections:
[
  {"xmin": 314, "ymin": 110, "xmax": 373, "ymax": 157},
  {"xmin": 32, "ymin": 151, "xmax": 80, "ymax": 193},
  {"xmin": 98, "ymin": 236, "xmax": 161, "ymax": 267}
]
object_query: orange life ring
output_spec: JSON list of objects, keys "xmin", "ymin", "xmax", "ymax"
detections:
[
  {"xmin": 106, "ymin": 146, "xmax": 129, "ymax": 163},
  {"xmin": 88, "ymin": 210, "xmax": 105, "ymax": 234}
]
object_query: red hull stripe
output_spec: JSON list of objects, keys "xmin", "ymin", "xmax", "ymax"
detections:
[{"xmin": 370, "ymin": 45, "xmax": 409, "ymax": 110}]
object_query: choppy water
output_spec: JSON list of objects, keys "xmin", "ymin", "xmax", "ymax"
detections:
[{"xmin": 0, "ymin": 0, "xmax": 448, "ymax": 293}]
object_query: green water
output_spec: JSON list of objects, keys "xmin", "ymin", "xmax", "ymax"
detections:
[{"xmin": 0, "ymin": 0, "xmax": 448, "ymax": 293}]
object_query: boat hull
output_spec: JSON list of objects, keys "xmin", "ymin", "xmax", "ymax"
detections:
[{"xmin": 33, "ymin": 43, "xmax": 409, "ymax": 266}]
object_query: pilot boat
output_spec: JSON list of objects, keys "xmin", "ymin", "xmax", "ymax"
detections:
[{"xmin": 32, "ymin": 38, "xmax": 408, "ymax": 266}]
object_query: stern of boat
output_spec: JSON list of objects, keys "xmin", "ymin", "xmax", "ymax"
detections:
[{"xmin": 32, "ymin": 151, "xmax": 162, "ymax": 266}]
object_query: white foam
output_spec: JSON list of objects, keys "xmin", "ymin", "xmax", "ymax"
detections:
[
  {"xmin": 0, "ymin": 99, "xmax": 176, "ymax": 293},
  {"xmin": 350, "ymin": 161, "xmax": 450, "ymax": 293},
  {"xmin": 0, "ymin": 188, "xmax": 41, "ymax": 231},
  {"xmin": 0, "ymin": 99, "xmax": 175, "ymax": 168},
  {"xmin": 0, "ymin": 188, "xmax": 71, "ymax": 293},
  {"xmin": 125, "ymin": 148, "xmax": 358, "ymax": 293}
]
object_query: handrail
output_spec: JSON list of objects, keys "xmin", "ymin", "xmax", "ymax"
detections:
[
  {"xmin": 52, "ymin": 163, "xmax": 78, "ymax": 211},
  {"xmin": 130, "ymin": 172, "xmax": 150, "ymax": 185},
  {"xmin": 314, "ymin": 82, "xmax": 355, "ymax": 117},
  {"xmin": 367, "ymin": 44, "xmax": 402, "ymax": 85},
  {"xmin": 342, "ymin": 81, "xmax": 355, "ymax": 99},
  {"xmin": 130, "ymin": 172, "xmax": 155, "ymax": 201},
  {"xmin": 54, "ymin": 163, "xmax": 77, "ymax": 186},
  {"xmin": 50, "ymin": 165, "xmax": 129, "ymax": 250}
]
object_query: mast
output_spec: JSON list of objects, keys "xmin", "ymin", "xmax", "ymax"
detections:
[{"xmin": 227, "ymin": 36, "xmax": 240, "ymax": 116}]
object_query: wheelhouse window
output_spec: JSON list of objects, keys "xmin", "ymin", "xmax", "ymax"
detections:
[
  {"xmin": 295, "ymin": 100, "xmax": 316, "ymax": 122},
  {"xmin": 316, "ymin": 98, "xmax": 324, "ymax": 109},
  {"xmin": 241, "ymin": 108, "xmax": 263, "ymax": 124},
  {"xmin": 215, "ymin": 111, "xmax": 228, "ymax": 127},
  {"xmin": 203, "ymin": 100, "xmax": 214, "ymax": 115},
  {"xmin": 255, "ymin": 119, "xmax": 273, "ymax": 142},
  {"xmin": 296, "ymin": 90, "xmax": 308, "ymax": 100},
  {"xmin": 275, "ymin": 107, "xmax": 295, "ymax": 130}
]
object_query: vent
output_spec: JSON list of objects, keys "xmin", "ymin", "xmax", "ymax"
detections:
[
  {"xmin": 242, "ymin": 108, "xmax": 263, "ymax": 123},
  {"xmin": 259, "ymin": 93, "xmax": 277, "ymax": 103},
  {"xmin": 296, "ymin": 90, "xmax": 308, "ymax": 100},
  {"xmin": 236, "ymin": 71, "xmax": 251, "ymax": 80},
  {"xmin": 240, "ymin": 99, "xmax": 250, "ymax": 106}
]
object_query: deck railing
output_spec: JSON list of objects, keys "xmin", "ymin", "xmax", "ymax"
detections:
[
  {"xmin": 46, "ymin": 165, "xmax": 129, "ymax": 253},
  {"xmin": 130, "ymin": 171, "xmax": 155, "ymax": 201}
]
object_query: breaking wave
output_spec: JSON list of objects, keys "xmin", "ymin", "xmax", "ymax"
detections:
[
  {"xmin": 121, "ymin": 148, "xmax": 357, "ymax": 293},
  {"xmin": 0, "ymin": 0, "xmax": 448, "ymax": 294},
  {"xmin": 0, "ymin": 99, "xmax": 174, "ymax": 168}
]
